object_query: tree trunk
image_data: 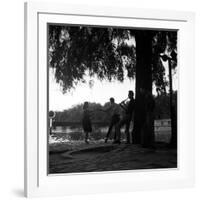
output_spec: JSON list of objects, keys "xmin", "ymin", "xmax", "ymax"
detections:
[
  {"xmin": 168, "ymin": 60, "xmax": 177, "ymax": 148},
  {"xmin": 132, "ymin": 31, "xmax": 155, "ymax": 147}
]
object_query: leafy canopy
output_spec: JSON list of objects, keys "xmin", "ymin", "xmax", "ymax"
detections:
[{"xmin": 49, "ymin": 25, "xmax": 177, "ymax": 93}]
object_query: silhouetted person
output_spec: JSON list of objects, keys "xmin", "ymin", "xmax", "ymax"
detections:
[
  {"xmin": 100, "ymin": 98, "xmax": 121, "ymax": 143},
  {"xmin": 114, "ymin": 90, "xmax": 135, "ymax": 144},
  {"xmin": 82, "ymin": 102, "xmax": 92, "ymax": 144}
]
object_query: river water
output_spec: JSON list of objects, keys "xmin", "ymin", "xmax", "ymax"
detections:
[{"xmin": 49, "ymin": 119, "xmax": 171, "ymax": 144}]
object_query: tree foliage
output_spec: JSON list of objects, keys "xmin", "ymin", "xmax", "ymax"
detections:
[
  {"xmin": 154, "ymin": 91, "xmax": 177, "ymax": 119},
  {"xmin": 49, "ymin": 25, "xmax": 136, "ymax": 93},
  {"xmin": 49, "ymin": 25, "xmax": 177, "ymax": 94},
  {"xmin": 152, "ymin": 31, "xmax": 177, "ymax": 93},
  {"xmin": 54, "ymin": 92, "xmax": 177, "ymax": 123},
  {"xmin": 54, "ymin": 102, "xmax": 113, "ymax": 123}
]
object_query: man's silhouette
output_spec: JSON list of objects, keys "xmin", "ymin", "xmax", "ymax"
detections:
[
  {"xmin": 102, "ymin": 98, "xmax": 121, "ymax": 143},
  {"xmin": 114, "ymin": 90, "xmax": 135, "ymax": 144}
]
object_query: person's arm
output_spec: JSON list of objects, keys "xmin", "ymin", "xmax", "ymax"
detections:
[
  {"xmin": 98, "ymin": 106, "xmax": 111, "ymax": 113},
  {"xmin": 87, "ymin": 110, "xmax": 96, "ymax": 118},
  {"xmin": 119, "ymin": 102, "xmax": 127, "ymax": 111},
  {"xmin": 88, "ymin": 109, "xmax": 95, "ymax": 114}
]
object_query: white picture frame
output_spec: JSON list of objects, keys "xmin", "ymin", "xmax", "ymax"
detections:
[{"xmin": 24, "ymin": 1, "xmax": 195, "ymax": 197}]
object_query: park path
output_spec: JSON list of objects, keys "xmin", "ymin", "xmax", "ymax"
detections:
[{"xmin": 49, "ymin": 142, "xmax": 177, "ymax": 174}]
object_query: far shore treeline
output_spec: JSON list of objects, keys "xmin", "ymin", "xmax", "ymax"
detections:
[{"xmin": 52, "ymin": 92, "xmax": 177, "ymax": 125}]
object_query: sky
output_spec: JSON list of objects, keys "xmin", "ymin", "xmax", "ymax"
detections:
[
  {"xmin": 49, "ymin": 69, "xmax": 135, "ymax": 111},
  {"xmin": 49, "ymin": 61, "xmax": 178, "ymax": 112}
]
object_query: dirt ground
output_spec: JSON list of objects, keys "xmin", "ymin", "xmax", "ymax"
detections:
[{"xmin": 49, "ymin": 141, "xmax": 177, "ymax": 174}]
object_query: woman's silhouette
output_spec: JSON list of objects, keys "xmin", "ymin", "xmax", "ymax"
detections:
[{"xmin": 82, "ymin": 102, "xmax": 92, "ymax": 144}]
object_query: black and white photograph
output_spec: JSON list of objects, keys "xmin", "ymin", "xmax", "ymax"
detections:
[{"xmin": 48, "ymin": 24, "xmax": 178, "ymax": 174}]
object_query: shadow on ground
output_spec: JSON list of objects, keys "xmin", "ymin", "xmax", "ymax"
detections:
[{"xmin": 49, "ymin": 141, "xmax": 177, "ymax": 174}]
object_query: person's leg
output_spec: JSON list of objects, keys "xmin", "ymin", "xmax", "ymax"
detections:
[
  {"xmin": 114, "ymin": 125, "xmax": 117, "ymax": 141},
  {"xmin": 85, "ymin": 132, "xmax": 89, "ymax": 143},
  {"xmin": 125, "ymin": 120, "xmax": 131, "ymax": 144},
  {"xmin": 114, "ymin": 122, "xmax": 119, "ymax": 141},
  {"xmin": 113, "ymin": 115, "xmax": 120, "ymax": 141},
  {"xmin": 113, "ymin": 123, "xmax": 121, "ymax": 144},
  {"xmin": 105, "ymin": 121, "xmax": 114, "ymax": 143},
  {"xmin": 114, "ymin": 117, "xmax": 126, "ymax": 143}
]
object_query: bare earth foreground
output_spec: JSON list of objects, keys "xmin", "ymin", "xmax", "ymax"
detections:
[{"xmin": 49, "ymin": 141, "xmax": 177, "ymax": 174}]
